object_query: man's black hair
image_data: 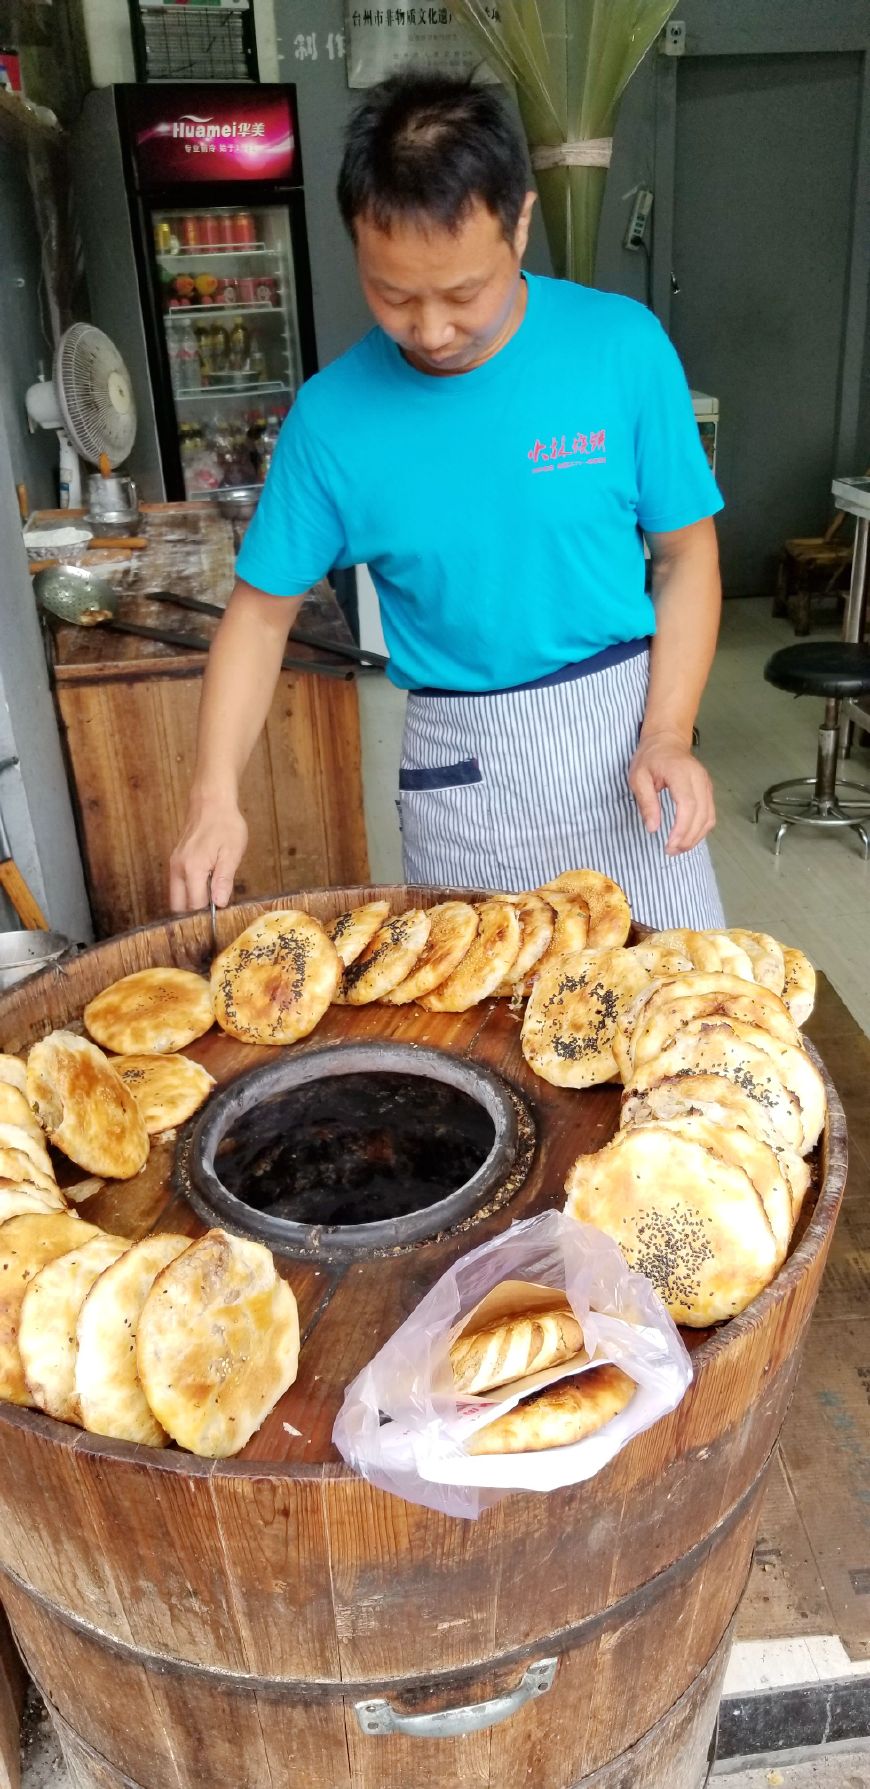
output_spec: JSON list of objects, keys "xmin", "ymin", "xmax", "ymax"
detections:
[{"xmin": 337, "ymin": 71, "xmax": 530, "ymax": 241}]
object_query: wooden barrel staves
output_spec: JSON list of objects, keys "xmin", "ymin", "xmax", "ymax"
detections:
[{"xmin": 0, "ymin": 886, "xmax": 847, "ymax": 1789}]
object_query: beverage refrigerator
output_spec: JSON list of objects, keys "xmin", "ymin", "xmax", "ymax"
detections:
[{"xmin": 73, "ymin": 84, "xmax": 317, "ymax": 502}]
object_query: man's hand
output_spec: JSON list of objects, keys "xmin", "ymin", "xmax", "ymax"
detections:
[
  {"xmin": 169, "ymin": 797, "xmax": 248, "ymax": 913},
  {"xmin": 629, "ymin": 730, "xmax": 715, "ymax": 855}
]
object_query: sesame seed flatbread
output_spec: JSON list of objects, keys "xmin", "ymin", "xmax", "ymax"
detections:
[
  {"xmin": 20, "ymin": 1233, "xmax": 130, "ymax": 1423},
  {"xmin": 85, "ymin": 968, "xmax": 214, "ymax": 1055},
  {"xmin": 646, "ymin": 1114, "xmax": 793, "ymax": 1256},
  {"xmin": 114, "ymin": 1054, "xmax": 215, "ymax": 1135},
  {"xmin": 624, "ymin": 1029, "xmax": 805, "ymax": 1153},
  {"xmin": 645, "ymin": 929, "xmax": 755, "ymax": 980},
  {"xmin": 565, "ymin": 1127, "xmax": 779, "ymax": 1326},
  {"xmin": 75, "ymin": 1232, "xmax": 193, "ymax": 1446},
  {"xmin": 781, "ymin": 947, "xmax": 816, "ymax": 1027},
  {"xmin": 212, "ymin": 910, "xmax": 341, "ymax": 1044},
  {"xmin": 419, "ymin": 899, "xmax": 521, "ymax": 1012},
  {"xmin": 137, "ymin": 1229, "xmax": 300, "ymax": 1458},
  {"xmin": 326, "ymin": 901, "xmax": 391, "ymax": 968},
  {"xmin": 0, "ymin": 1212, "xmax": 100, "ymax": 1403},
  {"xmin": 0, "ymin": 1122, "xmax": 55, "ymax": 1182},
  {"xmin": 383, "ymin": 901, "xmax": 479, "ymax": 1004},
  {"xmin": 0, "ymin": 1083, "xmax": 46, "ymax": 1144},
  {"xmin": 528, "ymin": 892, "xmax": 590, "ymax": 981},
  {"xmin": 522, "ymin": 948, "xmax": 650, "ymax": 1088},
  {"xmin": 0, "ymin": 1146, "xmax": 56, "ymax": 1196},
  {"xmin": 540, "ymin": 870, "xmax": 631, "ymax": 950},
  {"xmin": 338, "ymin": 908, "xmax": 431, "ymax": 1005},
  {"xmin": 467, "ymin": 1363, "xmax": 636, "ymax": 1455},
  {"xmin": 27, "ymin": 1032, "xmax": 150, "ymax": 1179},
  {"xmin": 618, "ymin": 1073, "xmax": 812, "ymax": 1223},
  {"xmin": 630, "ymin": 982, "xmax": 800, "ymax": 1072}
]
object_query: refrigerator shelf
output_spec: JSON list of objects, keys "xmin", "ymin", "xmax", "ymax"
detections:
[
  {"xmin": 175, "ymin": 381, "xmax": 292, "ymax": 399},
  {"xmin": 166, "ymin": 304, "xmax": 282, "ymax": 322},
  {"xmin": 157, "ymin": 247, "xmax": 280, "ymax": 264}
]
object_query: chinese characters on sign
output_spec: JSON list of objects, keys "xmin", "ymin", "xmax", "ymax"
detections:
[
  {"xmin": 293, "ymin": 31, "xmax": 346, "ymax": 61},
  {"xmin": 343, "ymin": 3, "xmax": 500, "ymax": 89}
]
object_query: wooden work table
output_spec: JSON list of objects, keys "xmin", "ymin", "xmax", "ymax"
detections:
[{"xmin": 37, "ymin": 504, "xmax": 370, "ymax": 936}]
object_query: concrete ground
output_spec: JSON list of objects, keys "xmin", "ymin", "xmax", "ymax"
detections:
[{"xmin": 717, "ymin": 1750, "xmax": 870, "ymax": 1785}]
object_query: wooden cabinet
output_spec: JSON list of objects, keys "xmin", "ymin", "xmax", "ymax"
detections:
[{"xmin": 54, "ymin": 646, "xmax": 369, "ymax": 937}]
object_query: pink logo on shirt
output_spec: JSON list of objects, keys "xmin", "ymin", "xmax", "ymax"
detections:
[{"xmin": 528, "ymin": 429, "xmax": 606, "ymax": 471}]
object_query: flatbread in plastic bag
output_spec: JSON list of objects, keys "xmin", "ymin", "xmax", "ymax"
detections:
[{"xmin": 333, "ymin": 1209, "xmax": 692, "ymax": 1519}]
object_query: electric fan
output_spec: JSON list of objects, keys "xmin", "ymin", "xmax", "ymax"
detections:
[{"xmin": 25, "ymin": 323, "xmax": 137, "ymax": 507}]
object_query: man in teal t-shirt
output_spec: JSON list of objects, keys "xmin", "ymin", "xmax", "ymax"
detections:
[{"xmin": 171, "ymin": 73, "xmax": 724, "ymax": 929}]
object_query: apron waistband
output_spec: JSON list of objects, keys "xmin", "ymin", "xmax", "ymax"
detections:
[{"xmin": 411, "ymin": 636, "xmax": 650, "ymax": 699}]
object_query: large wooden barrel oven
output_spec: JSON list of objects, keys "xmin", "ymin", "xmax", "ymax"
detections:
[{"xmin": 0, "ymin": 887, "xmax": 847, "ymax": 1789}]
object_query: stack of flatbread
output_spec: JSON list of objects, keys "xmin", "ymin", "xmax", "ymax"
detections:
[
  {"xmin": 0, "ymin": 1204, "xmax": 298, "ymax": 1458},
  {"xmin": 449, "ymin": 1296, "xmax": 635, "ymax": 1454},
  {"xmin": 564, "ymin": 938, "xmax": 823, "ymax": 1326}
]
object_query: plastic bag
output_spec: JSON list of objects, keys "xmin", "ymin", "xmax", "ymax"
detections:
[{"xmin": 332, "ymin": 1209, "xmax": 692, "ymax": 1519}]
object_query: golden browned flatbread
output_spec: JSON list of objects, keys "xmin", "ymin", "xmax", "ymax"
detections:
[
  {"xmin": 618, "ymin": 970, "xmax": 790, "ymax": 1082},
  {"xmin": 565, "ymin": 1127, "xmax": 779, "ymax": 1326},
  {"xmin": 137, "ymin": 1229, "xmax": 300, "ymax": 1458},
  {"xmin": 0, "ymin": 1083, "xmax": 46, "ymax": 1144},
  {"xmin": 781, "ymin": 947, "xmax": 816, "ymax": 1027},
  {"xmin": 326, "ymin": 900, "xmax": 391, "ymax": 968},
  {"xmin": 451, "ymin": 1306, "xmax": 585, "ymax": 1396},
  {"xmin": 0, "ymin": 1054, "xmax": 27, "ymax": 1096},
  {"xmin": 383, "ymin": 901, "xmax": 479, "ymax": 1004},
  {"xmin": 0, "ymin": 1121, "xmax": 54, "ymax": 1182},
  {"xmin": 211, "ymin": 910, "xmax": 341, "ymax": 1043},
  {"xmin": 624, "ymin": 1028, "xmax": 805, "ymax": 1153},
  {"xmin": 85, "ymin": 968, "xmax": 214, "ymax": 1055},
  {"xmin": 26, "ymin": 1032, "xmax": 150, "ymax": 1179},
  {"xmin": 0, "ymin": 1184, "xmax": 66, "ymax": 1222},
  {"xmin": 540, "ymin": 870, "xmax": 631, "ymax": 949},
  {"xmin": 419, "ymin": 899, "xmax": 521, "ymax": 1012},
  {"xmin": 725, "ymin": 930, "xmax": 786, "ymax": 995},
  {"xmin": 0, "ymin": 1145, "xmax": 56, "ymax": 1195},
  {"xmin": 337, "ymin": 908, "xmax": 431, "ymax": 1005},
  {"xmin": 75, "ymin": 1232, "xmax": 193, "ymax": 1446},
  {"xmin": 630, "ymin": 982, "xmax": 800, "ymax": 1072},
  {"xmin": 495, "ymin": 894, "xmax": 555, "ymax": 995},
  {"xmin": 114, "ymin": 1054, "xmax": 215, "ymax": 1135},
  {"xmin": 522, "ymin": 948, "xmax": 650, "ymax": 1088},
  {"xmin": 20, "ymin": 1233, "xmax": 129, "ymax": 1423},
  {"xmin": 644, "ymin": 929, "xmax": 754, "ymax": 980},
  {"xmin": 618, "ymin": 1074, "xmax": 811, "ymax": 1225},
  {"xmin": 0, "ymin": 1212, "xmax": 100, "ymax": 1403},
  {"xmin": 467, "ymin": 1363, "xmax": 636, "ymax": 1454},
  {"xmin": 529, "ymin": 892, "xmax": 590, "ymax": 980}
]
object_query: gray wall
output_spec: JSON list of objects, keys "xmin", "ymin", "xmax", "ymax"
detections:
[{"xmin": 0, "ymin": 140, "xmax": 63, "ymax": 512}]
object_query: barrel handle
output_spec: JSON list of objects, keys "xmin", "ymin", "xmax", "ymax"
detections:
[{"xmin": 354, "ymin": 1655, "xmax": 557, "ymax": 1739}]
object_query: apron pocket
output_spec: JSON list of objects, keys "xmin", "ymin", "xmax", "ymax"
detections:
[{"xmin": 399, "ymin": 756, "xmax": 483, "ymax": 792}]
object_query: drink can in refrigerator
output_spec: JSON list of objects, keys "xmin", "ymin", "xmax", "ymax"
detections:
[
  {"xmin": 200, "ymin": 213, "xmax": 222, "ymax": 247},
  {"xmin": 218, "ymin": 213, "xmax": 238, "ymax": 246},
  {"xmin": 235, "ymin": 212, "xmax": 257, "ymax": 246},
  {"xmin": 238, "ymin": 276, "xmax": 258, "ymax": 304},
  {"xmin": 180, "ymin": 216, "xmax": 201, "ymax": 249},
  {"xmin": 154, "ymin": 219, "xmax": 173, "ymax": 255}
]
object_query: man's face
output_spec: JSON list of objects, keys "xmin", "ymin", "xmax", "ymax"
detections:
[{"xmin": 354, "ymin": 193, "xmax": 536, "ymax": 374}]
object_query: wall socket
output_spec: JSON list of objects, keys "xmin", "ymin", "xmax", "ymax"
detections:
[
  {"xmin": 661, "ymin": 19, "xmax": 686, "ymax": 55},
  {"xmin": 624, "ymin": 188, "xmax": 653, "ymax": 251}
]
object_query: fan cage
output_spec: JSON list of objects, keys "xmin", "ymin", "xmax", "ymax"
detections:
[
  {"xmin": 55, "ymin": 324, "xmax": 137, "ymax": 466},
  {"xmin": 131, "ymin": 1, "xmax": 258, "ymax": 83}
]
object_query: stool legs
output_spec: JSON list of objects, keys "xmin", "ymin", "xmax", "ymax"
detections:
[{"xmin": 755, "ymin": 693, "xmax": 870, "ymax": 856}]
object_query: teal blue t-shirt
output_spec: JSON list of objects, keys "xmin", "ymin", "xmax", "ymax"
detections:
[{"xmin": 237, "ymin": 273, "xmax": 723, "ymax": 692}]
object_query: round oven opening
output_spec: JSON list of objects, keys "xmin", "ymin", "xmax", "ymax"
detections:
[{"xmin": 179, "ymin": 1042, "xmax": 532, "ymax": 1260}]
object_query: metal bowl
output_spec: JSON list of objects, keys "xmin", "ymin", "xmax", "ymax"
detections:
[{"xmin": 0, "ymin": 931, "xmax": 72, "ymax": 992}]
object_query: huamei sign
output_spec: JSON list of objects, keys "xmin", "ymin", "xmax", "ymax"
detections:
[{"xmin": 130, "ymin": 88, "xmax": 298, "ymax": 187}]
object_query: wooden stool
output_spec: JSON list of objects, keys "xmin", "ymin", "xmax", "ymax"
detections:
[{"xmin": 754, "ymin": 642, "xmax": 870, "ymax": 856}]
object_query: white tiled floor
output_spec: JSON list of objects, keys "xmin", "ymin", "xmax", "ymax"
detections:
[{"xmin": 359, "ymin": 597, "xmax": 870, "ymax": 1034}]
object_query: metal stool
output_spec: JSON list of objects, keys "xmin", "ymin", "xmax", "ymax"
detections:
[{"xmin": 754, "ymin": 641, "xmax": 870, "ymax": 857}]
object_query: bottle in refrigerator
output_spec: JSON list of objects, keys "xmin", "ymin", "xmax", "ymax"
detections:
[
  {"xmin": 248, "ymin": 332, "xmax": 266, "ymax": 384},
  {"xmin": 171, "ymin": 321, "xmax": 201, "ymax": 394},
  {"xmin": 228, "ymin": 318, "xmax": 251, "ymax": 374}
]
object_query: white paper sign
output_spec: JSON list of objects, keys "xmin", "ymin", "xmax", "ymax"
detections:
[{"xmin": 344, "ymin": 3, "xmax": 501, "ymax": 89}]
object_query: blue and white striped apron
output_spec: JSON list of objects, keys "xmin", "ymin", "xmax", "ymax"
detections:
[{"xmin": 398, "ymin": 640, "xmax": 724, "ymax": 931}]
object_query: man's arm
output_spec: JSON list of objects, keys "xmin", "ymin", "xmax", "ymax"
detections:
[
  {"xmin": 628, "ymin": 516, "xmax": 721, "ymax": 855},
  {"xmin": 169, "ymin": 578, "xmax": 305, "ymax": 913}
]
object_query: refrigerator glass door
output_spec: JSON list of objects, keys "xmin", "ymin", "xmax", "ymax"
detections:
[{"xmin": 153, "ymin": 202, "xmax": 300, "ymax": 497}]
